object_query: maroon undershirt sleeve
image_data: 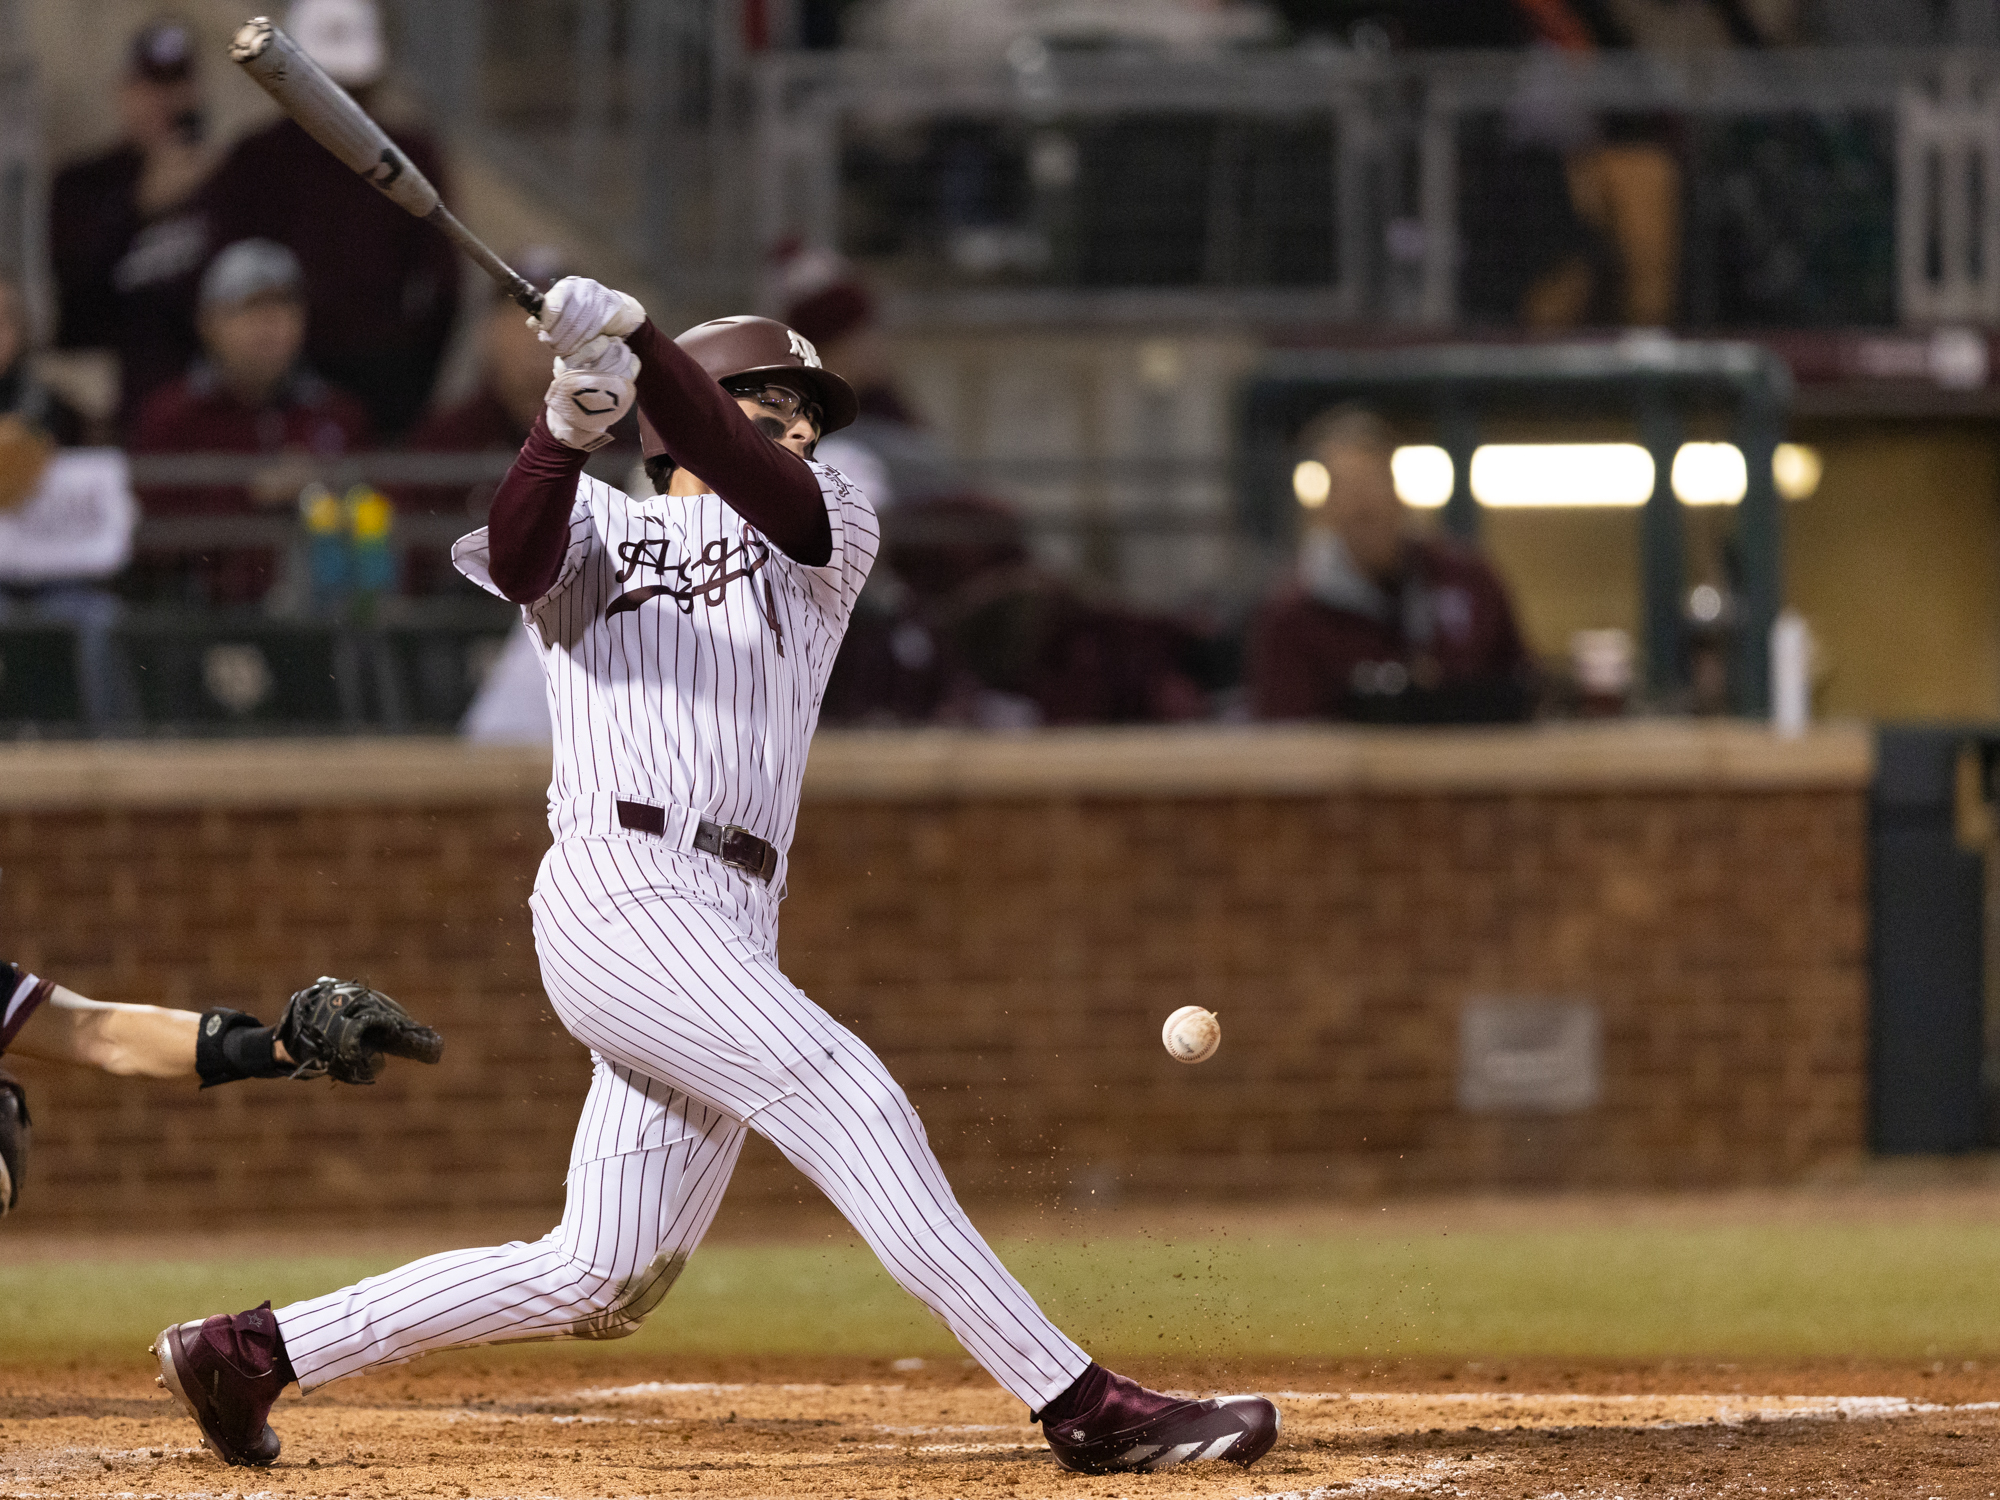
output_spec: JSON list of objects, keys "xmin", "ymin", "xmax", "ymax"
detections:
[
  {"xmin": 625, "ymin": 319, "xmax": 832, "ymax": 566},
  {"xmin": 484, "ymin": 413, "xmax": 589, "ymax": 603}
]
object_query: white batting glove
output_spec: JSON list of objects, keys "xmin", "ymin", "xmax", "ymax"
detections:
[
  {"xmin": 544, "ymin": 336, "xmax": 638, "ymax": 451},
  {"xmin": 533, "ymin": 277, "xmax": 646, "ymax": 360}
]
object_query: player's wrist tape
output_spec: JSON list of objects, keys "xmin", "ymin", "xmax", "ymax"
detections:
[{"xmin": 195, "ymin": 1008, "xmax": 288, "ymax": 1088}]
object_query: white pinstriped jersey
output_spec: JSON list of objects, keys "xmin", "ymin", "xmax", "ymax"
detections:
[
  {"xmin": 281, "ymin": 457, "xmax": 1093, "ymax": 1413},
  {"xmin": 452, "ymin": 463, "xmax": 878, "ymax": 864}
]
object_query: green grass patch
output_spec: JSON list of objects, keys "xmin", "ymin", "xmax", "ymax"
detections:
[{"xmin": 9, "ymin": 1217, "xmax": 2000, "ymax": 1363}]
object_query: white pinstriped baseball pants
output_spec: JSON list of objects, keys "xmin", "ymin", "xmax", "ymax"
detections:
[{"xmin": 274, "ymin": 836, "xmax": 1092, "ymax": 1409}]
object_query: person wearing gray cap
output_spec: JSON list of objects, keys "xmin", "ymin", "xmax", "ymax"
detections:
[
  {"xmin": 50, "ymin": 17, "xmax": 222, "ymax": 435},
  {"xmin": 126, "ymin": 239, "xmax": 372, "ymax": 607},
  {"xmin": 201, "ymin": 0, "xmax": 458, "ymax": 438}
]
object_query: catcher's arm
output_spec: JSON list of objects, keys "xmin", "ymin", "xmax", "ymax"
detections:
[
  {"xmin": 9, "ymin": 978, "xmax": 442, "ymax": 1088},
  {"xmin": 9, "ymin": 986, "xmax": 284, "ymax": 1080}
]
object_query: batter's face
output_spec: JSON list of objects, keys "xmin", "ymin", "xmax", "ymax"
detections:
[{"xmin": 731, "ymin": 386, "xmax": 821, "ymax": 459}]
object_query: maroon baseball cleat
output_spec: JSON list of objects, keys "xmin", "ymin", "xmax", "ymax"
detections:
[
  {"xmin": 1039, "ymin": 1363, "xmax": 1281, "ymax": 1473},
  {"xmin": 151, "ymin": 1303, "xmax": 295, "ymax": 1467}
]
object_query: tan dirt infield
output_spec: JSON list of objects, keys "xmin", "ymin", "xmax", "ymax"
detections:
[{"xmin": 5, "ymin": 1356, "xmax": 2000, "ymax": 1499}]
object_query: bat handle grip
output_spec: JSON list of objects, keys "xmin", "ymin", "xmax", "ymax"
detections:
[{"xmin": 503, "ymin": 279, "xmax": 545, "ymax": 316}]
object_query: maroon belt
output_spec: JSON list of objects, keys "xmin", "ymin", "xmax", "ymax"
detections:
[{"xmin": 615, "ymin": 800, "xmax": 778, "ymax": 884}]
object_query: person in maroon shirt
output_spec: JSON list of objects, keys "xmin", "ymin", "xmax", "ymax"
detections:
[
  {"xmin": 49, "ymin": 20, "xmax": 221, "ymax": 435},
  {"xmin": 1249, "ymin": 407, "xmax": 1533, "ymax": 723},
  {"xmin": 130, "ymin": 239, "xmax": 371, "ymax": 606},
  {"xmin": 198, "ymin": 0, "xmax": 457, "ymax": 439}
]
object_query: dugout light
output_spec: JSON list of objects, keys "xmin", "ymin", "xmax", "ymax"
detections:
[
  {"xmin": 1391, "ymin": 445, "xmax": 1453, "ymax": 508},
  {"xmin": 1670, "ymin": 443, "xmax": 1746, "ymax": 506},
  {"xmin": 1292, "ymin": 459, "xmax": 1330, "ymax": 508},
  {"xmin": 1674, "ymin": 443, "xmax": 1823, "ymax": 505},
  {"xmin": 1304, "ymin": 441, "xmax": 1822, "ymax": 512},
  {"xmin": 1773, "ymin": 443, "xmax": 1822, "ymax": 501},
  {"xmin": 1300, "ymin": 449, "xmax": 1457, "ymax": 509},
  {"xmin": 1471, "ymin": 444, "xmax": 1655, "ymax": 508}
]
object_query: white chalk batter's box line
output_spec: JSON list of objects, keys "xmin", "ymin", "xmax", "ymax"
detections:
[
  {"xmin": 570, "ymin": 1381, "xmax": 2000, "ymax": 1427},
  {"xmin": 1266, "ymin": 1391, "xmax": 2000, "ymax": 1427}
]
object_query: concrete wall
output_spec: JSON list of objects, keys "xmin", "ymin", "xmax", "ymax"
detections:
[{"xmin": 0, "ymin": 724, "xmax": 1871, "ymax": 1232}]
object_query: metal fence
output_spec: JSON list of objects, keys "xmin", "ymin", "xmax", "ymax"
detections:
[
  {"xmin": 385, "ymin": 16, "xmax": 2000, "ymax": 332},
  {"xmin": 396, "ymin": 0, "xmax": 754, "ymax": 313},
  {"xmin": 755, "ymin": 46, "xmax": 1957, "ymax": 328}
]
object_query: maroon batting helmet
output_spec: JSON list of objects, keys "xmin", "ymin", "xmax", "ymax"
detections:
[{"xmin": 639, "ymin": 314, "xmax": 858, "ymax": 459}]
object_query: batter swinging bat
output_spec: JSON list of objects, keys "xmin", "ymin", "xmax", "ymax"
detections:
[{"xmin": 228, "ymin": 17, "xmax": 545, "ymax": 315}]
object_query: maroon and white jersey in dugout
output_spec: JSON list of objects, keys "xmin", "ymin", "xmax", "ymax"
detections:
[{"xmin": 451, "ymin": 459, "xmax": 879, "ymax": 877}]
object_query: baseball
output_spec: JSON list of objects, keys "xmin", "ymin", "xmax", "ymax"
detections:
[{"xmin": 1162, "ymin": 1005, "xmax": 1221, "ymax": 1064}]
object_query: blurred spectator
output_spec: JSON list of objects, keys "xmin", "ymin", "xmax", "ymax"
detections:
[
  {"xmin": 824, "ymin": 494, "xmax": 1212, "ymax": 726},
  {"xmin": 0, "ymin": 277, "xmax": 86, "ymax": 451},
  {"xmin": 49, "ymin": 19, "xmax": 219, "ymax": 434},
  {"xmin": 1312, "ymin": 0, "xmax": 1769, "ymax": 329},
  {"xmin": 0, "ymin": 272, "xmax": 134, "ymax": 726},
  {"xmin": 406, "ymin": 289, "xmax": 552, "ymax": 459},
  {"xmin": 405, "ymin": 249, "xmax": 584, "ymax": 465},
  {"xmin": 129, "ymin": 240, "xmax": 371, "ymax": 607},
  {"xmin": 1248, "ymin": 408, "xmax": 1531, "ymax": 723},
  {"xmin": 201, "ymin": 0, "xmax": 459, "ymax": 439},
  {"xmin": 780, "ymin": 248, "xmax": 1217, "ymax": 726},
  {"xmin": 779, "ymin": 247, "xmax": 957, "ymax": 511}
]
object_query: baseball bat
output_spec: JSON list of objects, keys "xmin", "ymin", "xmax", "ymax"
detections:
[{"xmin": 227, "ymin": 17, "xmax": 545, "ymax": 315}]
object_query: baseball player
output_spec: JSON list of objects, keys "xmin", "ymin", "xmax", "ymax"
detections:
[
  {"xmin": 0, "ymin": 960, "xmax": 442, "ymax": 1217},
  {"xmin": 152, "ymin": 282, "xmax": 1281, "ymax": 1478}
]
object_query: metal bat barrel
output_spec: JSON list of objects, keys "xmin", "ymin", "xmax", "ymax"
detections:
[{"xmin": 229, "ymin": 17, "xmax": 440, "ymax": 220}]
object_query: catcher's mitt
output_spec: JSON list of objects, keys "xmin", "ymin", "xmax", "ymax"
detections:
[
  {"xmin": 0, "ymin": 1069, "xmax": 29, "ymax": 1217},
  {"xmin": 276, "ymin": 977, "xmax": 444, "ymax": 1085}
]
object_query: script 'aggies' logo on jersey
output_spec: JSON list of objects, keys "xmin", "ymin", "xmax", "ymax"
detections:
[{"xmin": 606, "ymin": 523, "xmax": 787, "ymax": 655}]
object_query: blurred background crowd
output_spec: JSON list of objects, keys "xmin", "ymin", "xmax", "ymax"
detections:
[{"xmin": 1, "ymin": 0, "xmax": 1996, "ymax": 736}]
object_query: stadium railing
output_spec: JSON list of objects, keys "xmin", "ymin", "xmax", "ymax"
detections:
[{"xmin": 387, "ymin": 19, "xmax": 2000, "ymax": 332}]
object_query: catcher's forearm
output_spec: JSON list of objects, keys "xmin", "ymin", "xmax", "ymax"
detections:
[
  {"xmin": 12, "ymin": 987, "xmax": 201, "ymax": 1078},
  {"xmin": 11, "ymin": 986, "xmax": 295, "ymax": 1081}
]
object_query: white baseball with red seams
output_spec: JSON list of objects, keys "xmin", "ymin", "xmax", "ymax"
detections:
[
  {"xmin": 268, "ymin": 461, "xmax": 1094, "ymax": 1410},
  {"xmin": 1162, "ymin": 1005, "xmax": 1220, "ymax": 1064}
]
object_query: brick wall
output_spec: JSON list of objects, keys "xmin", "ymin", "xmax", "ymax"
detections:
[{"xmin": 0, "ymin": 733, "xmax": 1869, "ymax": 1231}]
